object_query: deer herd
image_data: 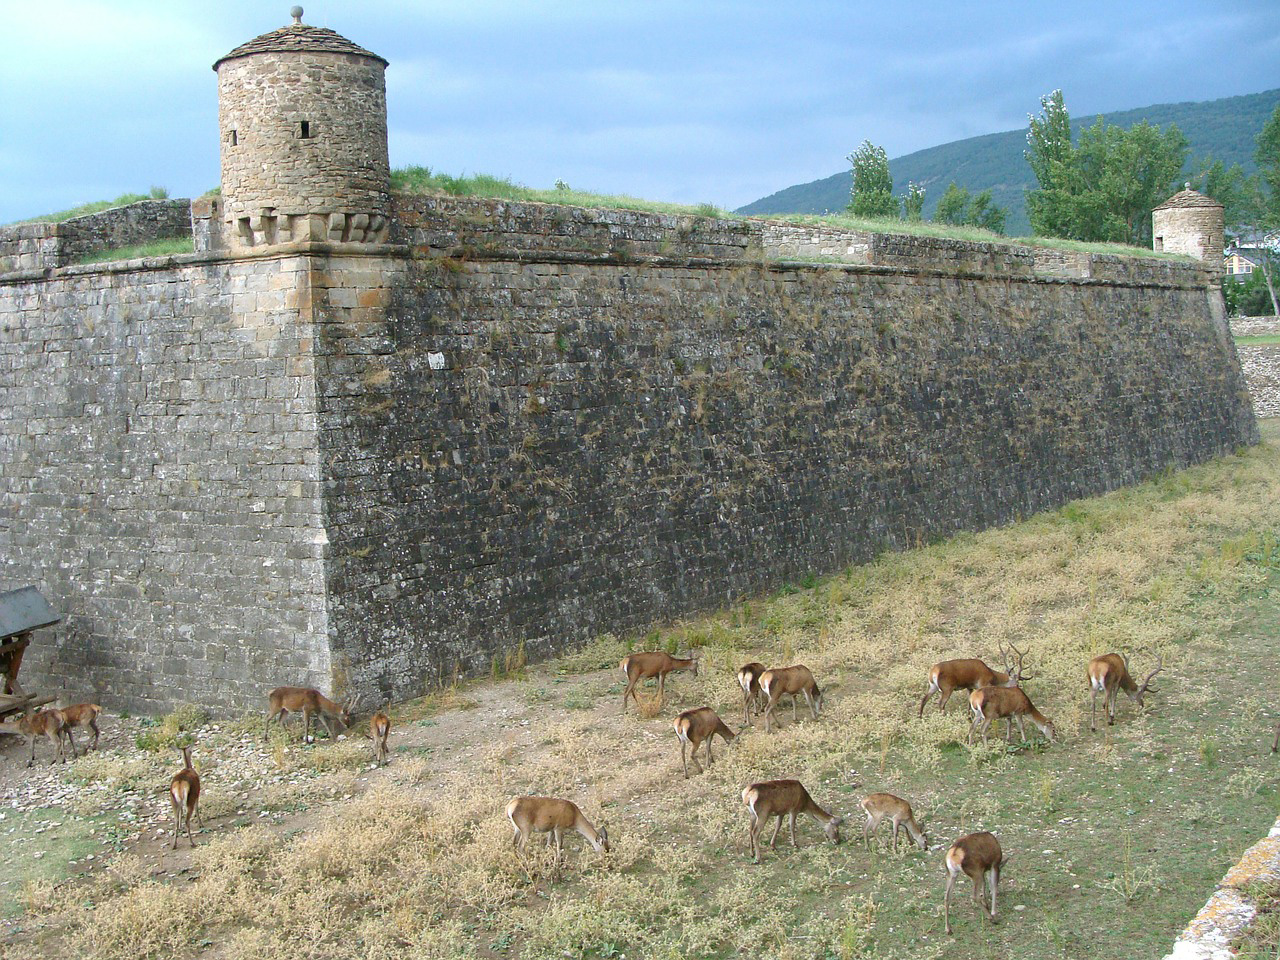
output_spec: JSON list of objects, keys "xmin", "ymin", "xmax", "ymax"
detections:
[{"xmin": 5, "ymin": 636, "xmax": 1183, "ymax": 934}]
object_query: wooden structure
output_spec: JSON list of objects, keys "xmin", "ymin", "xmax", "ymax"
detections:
[{"xmin": 0, "ymin": 586, "xmax": 59, "ymax": 722}]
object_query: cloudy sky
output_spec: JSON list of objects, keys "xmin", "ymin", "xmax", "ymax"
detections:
[{"xmin": 1, "ymin": 1, "xmax": 1277, "ymax": 223}]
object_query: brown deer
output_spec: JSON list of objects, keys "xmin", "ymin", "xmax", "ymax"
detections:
[
  {"xmin": 919, "ymin": 641, "xmax": 1027, "ymax": 718},
  {"xmin": 58, "ymin": 702, "xmax": 102, "ymax": 754},
  {"xmin": 742, "ymin": 779, "xmax": 842, "ymax": 863},
  {"xmin": 759, "ymin": 665, "xmax": 822, "ymax": 733},
  {"xmin": 736, "ymin": 662, "xmax": 767, "ymax": 726},
  {"xmin": 673, "ymin": 707, "xmax": 736, "ymax": 777},
  {"xmin": 18, "ymin": 708, "xmax": 67, "ymax": 766},
  {"xmin": 1273, "ymin": 721, "xmax": 1278, "ymax": 754},
  {"xmin": 169, "ymin": 745, "xmax": 202, "ymax": 849},
  {"xmin": 505, "ymin": 796, "xmax": 609, "ymax": 870},
  {"xmin": 968, "ymin": 686, "xmax": 1056, "ymax": 746},
  {"xmin": 619, "ymin": 652, "xmax": 698, "ymax": 713},
  {"xmin": 860, "ymin": 792, "xmax": 928, "ymax": 854},
  {"xmin": 944, "ymin": 832, "xmax": 1004, "ymax": 934},
  {"xmin": 1087, "ymin": 654, "xmax": 1163, "ymax": 732},
  {"xmin": 264, "ymin": 686, "xmax": 351, "ymax": 742},
  {"xmin": 370, "ymin": 707, "xmax": 391, "ymax": 766}
]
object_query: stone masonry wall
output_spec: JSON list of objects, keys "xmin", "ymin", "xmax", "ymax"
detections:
[
  {"xmin": 0, "ymin": 200, "xmax": 193, "ymax": 273},
  {"xmin": 308, "ymin": 215, "xmax": 1256, "ymax": 701},
  {"xmin": 0, "ymin": 251, "xmax": 332, "ymax": 713}
]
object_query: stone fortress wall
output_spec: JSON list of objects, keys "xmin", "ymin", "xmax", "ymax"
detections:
[{"xmin": 0, "ymin": 191, "xmax": 1259, "ymax": 711}]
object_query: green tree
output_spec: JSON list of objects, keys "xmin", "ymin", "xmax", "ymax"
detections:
[
  {"xmin": 847, "ymin": 140, "xmax": 897, "ymax": 219},
  {"xmin": 1025, "ymin": 90, "xmax": 1188, "ymax": 245},
  {"xmin": 901, "ymin": 181, "xmax": 926, "ymax": 221},
  {"xmin": 1246, "ymin": 105, "xmax": 1280, "ymax": 315},
  {"xmin": 933, "ymin": 182, "xmax": 1008, "ymax": 234}
]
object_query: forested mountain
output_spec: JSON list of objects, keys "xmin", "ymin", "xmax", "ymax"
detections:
[{"xmin": 738, "ymin": 89, "xmax": 1280, "ymax": 235}]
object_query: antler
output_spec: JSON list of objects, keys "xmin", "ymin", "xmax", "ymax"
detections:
[
  {"xmin": 1007, "ymin": 640, "xmax": 1032, "ymax": 681},
  {"xmin": 1139, "ymin": 656, "xmax": 1164, "ymax": 693}
]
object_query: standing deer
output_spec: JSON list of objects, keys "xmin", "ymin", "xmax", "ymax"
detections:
[
  {"xmin": 737, "ymin": 662, "xmax": 767, "ymax": 726},
  {"xmin": 619, "ymin": 652, "xmax": 698, "ymax": 713},
  {"xmin": 673, "ymin": 707, "xmax": 736, "ymax": 777},
  {"xmin": 505, "ymin": 796, "xmax": 609, "ymax": 870},
  {"xmin": 919, "ymin": 641, "xmax": 1027, "ymax": 718},
  {"xmin": 944, "ymin": 832, "xmax": 1004, "ymax": 934},
  {"xmin": 169, "ymin": 745, "xmax": 202, "ymax": 849},
  {"xmin": 968, "ymin": 686, "xmax": 1056, "ymax": 746},
  {"xmin": 759, "ymin": 665, "xmax": 822, "ymax": 733},
  {"xmin": 18, "ymin": 708, "xmax": 67, "ymax": 766},
  {"xmin": 742, "ymin": 779, "xmax": 842, "ymax": 862},
  {"xmin": 58, "ymin": 702, "xmax": 102, "ymax": 754},
  {"xmin": 264, "ymin": 686, "xmax": 351, "ymax": 742},
  {"xmin": 1087, "ymin": 654, "xmax": 1163, "ymax": 731},
  {"xmin": 860, "ymin": 792, "xmax": 928, "ymax": 854},
  {"xmin": 370, "ymin": 706, "xmax": 391, "ymax": 766}
]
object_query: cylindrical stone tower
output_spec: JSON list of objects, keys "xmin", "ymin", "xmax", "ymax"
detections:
[
  {"xmin": 213, "ymin": 8, "xmax": 390, "ymax": 248},
  {"xmin": 1152, "ymin": 184, "xmax": 1224, "ymax": 274}
]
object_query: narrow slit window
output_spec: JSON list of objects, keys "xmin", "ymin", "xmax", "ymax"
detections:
[
  {"xmin": 299, "ymin": 120, "xmax": 312, "ymax": 139},
  {"xmin": 228, "ymin": 129, "xmax": 238, "ymax": 146}
]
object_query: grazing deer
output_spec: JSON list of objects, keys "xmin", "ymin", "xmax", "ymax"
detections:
[
  {"xmin": 737, "ymin": 662, "xmax": 767, "ymax": 726},
  {"xmin": 918, "ymin": 641, "xmax": 1027, "ymax": 718},
  {"xmin": 944, "ymin": 832, "xmax": 1004, "ymax": 934},
  {"xmin": 58, "ymin": 702, "xmax": 102, "ymax": 754},
  {"xmin": 860, "ymin": 792, "xmax": 928, "ymax": 854},
  {"xmin": 759, "ymin": 665, "xmax": 822, "ymax": 733},
  {"xmin": 18, "ymin": 708, "xmax": 67, "ymax": 766},
  {"xmin": 968, "ymin": 686, "xmax": 1056, "ymax": 746},
  {"xmin": 505, "ymin": 796, "xmax": 609, "ymax": 870},
  {"xmin": 264, "ymin": 686, "xmax": 351, "ymax": 742},
  {"xmin": 370, "ymin": 707, "xmax": 391, "ymax": 766},
  {"xmin": 169, "ymin": 745, "xmax": 202, "ymax": 849},
  {"xmin": 742, "ymin": 779, "xmax": 842, "ymax": 863},
  {"xmin": 619, "ymin": 652, "xmax": 698, "ymax": 713},
  {"xmin": 673, "ymin": 707, "xmax": 736, "ymax": 777},
  {"xmin": 1087, "ymin": 654, "xmax": 1163, "ymax": 732}
]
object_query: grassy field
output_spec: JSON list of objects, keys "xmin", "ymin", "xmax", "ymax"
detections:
[
  {"xmin": 8, "ymin": 425, "xmax": 1280, "ymax": 960},
  {"xmin": 74, "ymin": 238, "xmax": 195, "ymax": 265},
  {"xmin": 1236, "ymin": 335, "xmax": 1280, "ymax": 347}
]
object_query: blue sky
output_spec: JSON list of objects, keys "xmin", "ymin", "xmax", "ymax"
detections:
[{"xmin": 0, "ymin": 1, "xmax": 1277, "ymax": 223}]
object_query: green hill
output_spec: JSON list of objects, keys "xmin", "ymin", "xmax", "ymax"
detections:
[{"xmin": 738, "ymin": 89, "xmax": 1280, "ymax": 235}]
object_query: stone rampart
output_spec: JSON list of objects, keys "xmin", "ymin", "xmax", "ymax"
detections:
[
  {"xmin": 0, "ymin": 199, "xmax": 193, "ymax": 273},
  {"xmin": 0, "ymin": 199, "xmax": 1258, "ymax": 709}
]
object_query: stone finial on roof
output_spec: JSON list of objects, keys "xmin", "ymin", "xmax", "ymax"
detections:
[
  {"xmin": 1152, "ymin": 186, "xmax": 1223, "ymax": 211},
  {"xmin": 291, "ymin": 6, "xmax": 304, "ymax": 24}
]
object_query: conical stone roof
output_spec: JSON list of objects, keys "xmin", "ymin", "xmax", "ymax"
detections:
[
  {"xmin": 213, "ymin": 21, "xmax": 387, "ymax": 70},
  {"xmin": 1153, "ymin": 186, "xmax": 1223, "ymax": 211}
]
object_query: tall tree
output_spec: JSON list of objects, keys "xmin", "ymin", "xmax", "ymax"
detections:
[
  {"xmin": 1248, "ymin": 105, "xmax": 1280, "ymax": 315},
  {"xmin": 1025, "ymin": 91, "xmax": 1188, "ymax": 245},
  {"xmin": 901, "ymin": 182, "xmax": 926, "ymax": 222},
  {"xmin": 933, "ymin": 182, "xmax": 1008, "ymax": 234},
  {"xmin": 847, "ymin": 141, "xmax": 897, "ymax": 219}
]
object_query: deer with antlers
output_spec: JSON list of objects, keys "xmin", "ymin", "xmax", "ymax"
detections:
[
  {"xmin": 169, "ymin": 745, "xmax": 202, "ymax": 849},
  {"xmin": 944, "ymin": 832, "xmax": 1004, "ymax": 934},
  {"xmin": 619, "ymin": 651, "xmax": 698, "ymax": 713},
  {"xmin": 505, "ymin": 796, "xmax": 609, "ymax": 871},
  {"xmin": 263, "ymin": 686, "xmax": 352, "ymax": 742},
  {"xmin": 742, "ymin": 779, "xmax": 842, "ymax": 863},
  {"xmin": 759, "ymin": 665, "xmax": 823, "ymax": 733},
  {"xmin": 1087, "ymin": 654, "xmax": 1163, "ymax": 732},
  {"xmin": 673, "ymin": 706, "xmax": 736, "ymax": 777},
  {"xmin": 919, "ymin": 641, "xmax": 1027, "ymax": 718},
  {"xmin": 860, "ymin": 792, "xmax": 928, "ymax": 854},
  {"xmin": 736, "ymin": 662, "xmax": 766, "ymax": 726},
  {"xmin": 968, "ymin": 685, "xmax": 1056, "ymax": 746}
]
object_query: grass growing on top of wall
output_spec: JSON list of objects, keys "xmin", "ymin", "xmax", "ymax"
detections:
[
  {"xmin": 13, "ymin": 425, "xmax": 1280, "ymax": 960},
  {"xmin": 391, "ymin": 165, "xmax": 731, "ymax": 219},
  {"xmin": 7, "ymin": 188, "xmax": 171, "ymax": 226},
  {"xmin": 73, "ymin": 237, "xmax": 195, "ymax": 265},
  {"xmin": 764, "ymin": 211, "xmax": 1194, "ymax": 260}
]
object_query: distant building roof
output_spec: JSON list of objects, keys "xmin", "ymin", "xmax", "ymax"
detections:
[
  {"xmin": 1153, "ymin": 186, "xmax": 1223, "ymax": 211},
  {"xmin": 213, "ymin": 21, "xmax": 387, "ymax": 70},
  {"xmin": 1226, "ymin": 247, "xmax": 1267, "ymax": 265}
]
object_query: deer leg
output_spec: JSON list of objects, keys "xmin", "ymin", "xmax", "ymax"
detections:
[
  {"xmin": 769, "ymin": 815, "xmax": 783, "ymax": 849},
  {"xmin": 743, "ymin": 689, "xmax": 752, "ymax": 726},
  {"xmin": 764, "ymin": 694, "xmax": 779, "ymax": 733},
  {"xmin": 657, "ymin": 673, "xmax": 666, "ymax": 705},
  {"xmin": 748, "ymin": 815, "xmax": 760, "ymax": 862},
  {"xmin": 621, "ymin": 677, "xmax": 636, "ymax": 714},
  {"xmin": 862, "ymin": 815, "xmax": 872, "ymax": 850},
  {"xmin": 980, "ymin": 717, "xmax": 993, "ymax": 746},
  {"xmin": 26, "ymin": 734, "xmax": 36, "ymax": 768},
  {"xmin": 937, "ymin": 686, "xmax": 953, "ymax": 712},
  {"xmin": 49, "ymin": 731, "xmax": 62, "ymax": 764},
  {"xmin": 944, "ymin": 870, "xmax": 957, "ymax": 935},
  {"xmin": 891, "ymin": 819, "xmax": 900, "ymax": 854},
  {"xmin": 967, "ymin": 712, "xmax": 980, "ymax": 745},
  {"xmin": 789, "ymin": 811, "xmax": 799, "ymax": 848},
  {"xmin": 1014, "ymin": 715, "xmax": 1027, "ymax": 743},
  {"xmin": 972, "ymin": 873, "xmax": 985, "ymax": 919},
  {"xmin": 1273, "ymin": 721, "xmax": 1279, "ymax": 754},
  {"xmin": 704, "ymin": 737, "xmax": 714, "ymax": 767},
  {"xmin": 90, "ymin": 719, "xmax": 100, "ymax": 751},
  {"xmin": 919, "ymin": 681, "xmax": 938, "ymax": 718},
  {"xmin": 680, "ymin": 739, "xmax": 690, "ymax": 778},
  {"xmin": 1108, "ymin": 689, "xmax": 1117, "ymax": 725},
  {"xmin": 185, "ymin": 805, "xmax": 197, "ymax": 847},
  {"xmin": 171, "ymin": 800, "xmax": 181, "ymax": 849},
  {"xmin": 791, "ymin": 694, "xmax": 798, "ymax": 723}
]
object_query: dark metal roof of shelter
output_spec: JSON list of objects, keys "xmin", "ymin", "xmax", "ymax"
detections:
[
  {"xmin": 0, "ymin": 586, "xmax": 60, "ymax": 642},
  {"xmin": 213, "ymin": 22, "xmax": 387, "ymax": 70}
]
